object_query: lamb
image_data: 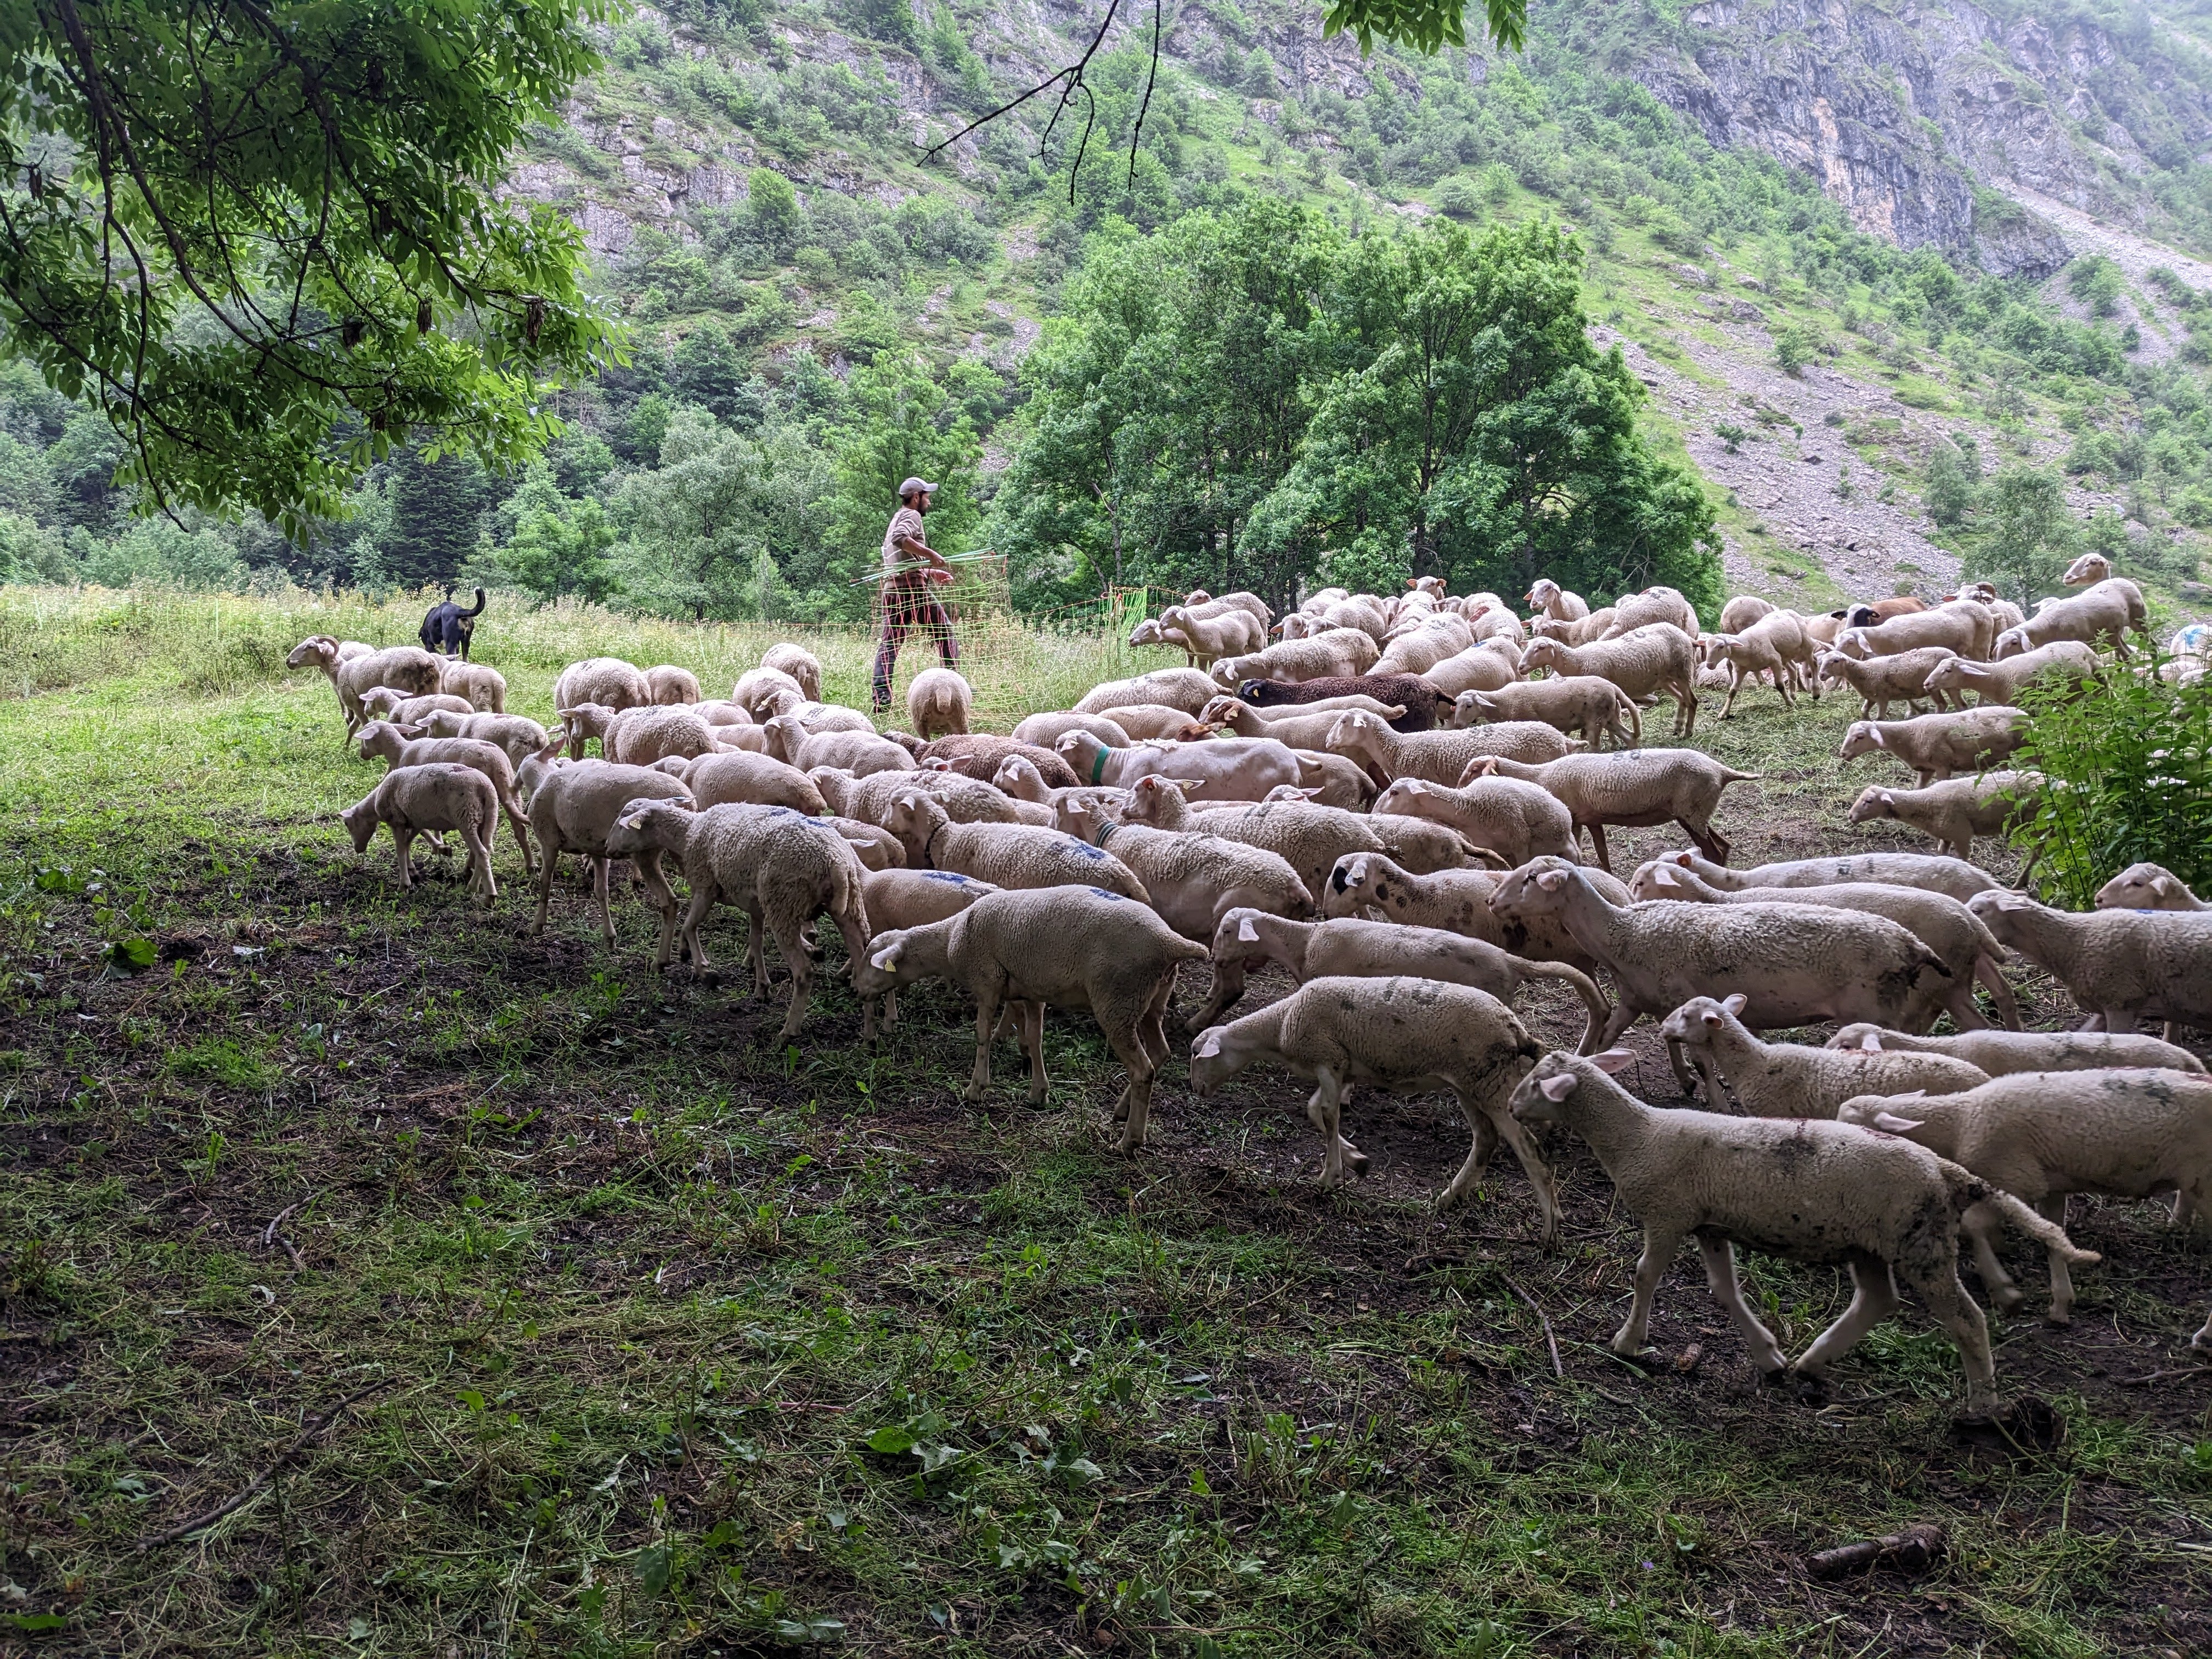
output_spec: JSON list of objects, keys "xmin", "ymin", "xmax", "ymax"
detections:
[
  {"xmin": 1086, "ymin": 703, "xmax": 1208, "ymax": 741},
  {"xmin": 1530, "ymin": 607, "xmax": 1617, "ymax": 644},
  {"xmin": 1452, "ymin": 679, "xmax": 1638, "ymax": 750},
  {"xmin": 1060, "ymin": 778, "xmax": 1313, "ymax": 1029},
  {"xmin": 438, "ymin": 659, "xmax": 508, "ymax": 713},
  {"xmin": 675, "ymin": 751, "xmax": 828, "ymax": 815},
  {"xmin": 1923, "ymin": 641, "xmax": 2097, "ymax": 708},
  {"xmin": 827, "ymin": 817, "xmax": 905, "ymax": 870},
  {"xmin": 885, "ymin": 791, "xmax": 1149, "ymax": 901},
  {"xmin": 1839, "ymin": 596, "xmax": 1928, "ymax": 629},
  {"xmin": 359, "ymin": 688, "xmax": 475, "ymax": 726},
  {"xmin": 765, "ymin": 718, "xmax": 915, "ymax": 777},
  {"xmin": 1208, "ymin": 692, "xmax": 1407, "ymax": 725},
  {"xmin": 416, "ymin": 711, "xmax": 556, "ymax": 772},
  {"xmin": 1521, "ymin": 625, "xmax": 1700, "ymax": 738},
  {"xmin": 1323, "ymin": 854, "xmax": 1621, "ymax": 978},
  {"xmin": 1181, "ymin": 589, "xmax": 1274, "ymax": 631},
  {"xmin": 645, "ymin": 665, "xmax": 702, "ymax": 706},
  {"xmin": 1486, "ymin": 859, "xmax": 1973, "ymax": 1093},
  {"xmin": 1213, "ymin": 910, "xmax": 1611, "ymax": 1056},
  {"xmin": 1323, "ymin": 709, "xmax": 1576, "ymax": 791},
  {"xmin": 853, "ymin": 886, "xmax": 1206, "ymax": 1148},
  {"xmin": 820, "ymin": 765, "xmax": 1043, "ymax": 860},
  {"xmin": 1237, "ymin": 673, "xmax": 1443, "ymax": 731},
  {"xmin": 1190, "ymin": 976, "xmax": 1560, "ymax": 1232},
  {"xmin": 524, "ymin": 759, "xmax": 693, "ymax": 946},
  {"xmin": 2096, "ymin": 862, "xmax": 2207, "ymax": 911},
  {"xmin": 1280, "ymin": 599, "xmax": 1387, "ymax": 642},
  {"xmin": 921, "ymin": 733, "xmax": 1079, "ymax": 788},
  {"xmin": 1596, "ymin": 586, "xmax": 1699, "ymax": 640},
  {"xmin": 1505, "ymin": 1049, "xmax": 2092, "ymax": 1415},
  {"xmin": 1420, "ymin": 645, "xmax": 1520, "ymax": 698},
  {"xmin": 292, "ymin": 639, "xmax": 444, "ymax": 738},
  {"xmin": 1285, "ymin": 748, "xmax": 1379, "ymax": 810},
  {"xmin": 1717, "ymin": 594, "xmax": 1776, "ymax": 634},
  {"xmin": 1699, "ymin": 615, "xmax": 1806, "ymax": 716},
  {"xmin": 562, "ymin": 703, "xmax": 728, "ymax": 769},
  {"xmin": 1526, "ymin": 578, "xmax": 1590, "ymax": 622},
  {"xmin": 340, "ymin": 762, "xmax": 502, "ymax": 901},
  {"xmin": 753, "ymin": 694, "xmax": 874, "ymax": 735},
  {"xmin": 731, "ymin": 667, "xmax": 806, "ymax": 722},
  {"xmin": 1376, "ymin": 621, "xmax": 1475, "ymax": 678},
  {"xmin": 1994, "ymin": 578, "xmax": 2147, "ymax": 659},
  {"xmin": 1814, "ymin": 646, "xmax": 1960, "ymax": 719},
  {"xmin": 1074, "ymin": 668, "xmax": 1221, "ymax": 716},
  {"xmin": 354, "ymin": 721, "xmax": 535, "ymax": 871},
  {"xmin": 1056, "ymin": 729, "xmax": 1302, "ymax": 801},
  {"xmin": 1132, "ymin": 605, "xmax": 1266, "ymax": 668},
  {"xmin": 1657, "ymin": 847, "xmax": 2000, "ymax": 904},
  {"xmin": 760, "ymin": 644, "xmax": 822, "ymax": 701},
  {"xmin": 1200, "ymin": 696, "xmax": 1406, "ymax": 753},
  {"xmin": 988, "ymin": 755, "xmax": 1126, "ymax": 825},
  {"xmin": 1967, "ymin": 892, "xmax": 2212, "ymax": 1036},
  {"xmin": 1371, "ymin": 775, "xmax": 1579, "ymax": 867},
  {"xmin": 1660, "ymin": 994, "xmax": 1989, "ymax": 1120},
  {"xmin": 554, "ymin": 657, "xmax": 652, "ymax": 727},
  {"xmin": 1838, "ymin": 1069, "xmax": 2212, "ymax": 1340},
  {"xmin": 906, "ymin": 667, "xmax": 973, "ymax": 738},
  {"xmin": 694, "ymin": 699, "xmax": 753, "ymax": 729},
  {"xmin": 853, "ymin": 868, "xmax": 1000, "ymax": 1034},
  {"xmin": 1210, "ymin": 630, "xmax": 1381, "ymax": 689},
  {"xmin": 1835, "ymin": 604, "xmax": 1987, "ymax": 663},
  {"xmin": 1012, "ymin": 711, "xmax": 1131, "ymax": 750},
  {"xmin": 1460, "ymin": 749, "xmax": 1757, "ymax": 871},
  {"xmin": 1630, "ymin": 860, "xmax": 2024, "ymax": 1030},
  {"xmin": 1827, "ymin": 1024, "xmax": 2207, "ymax": 1076},
  {"xmin": 602, "ymin": 801, "xmax": 870, "ymax": 1039},
  {"xmin": 1838, "ymin": 707, "xmax": 2027, "ymax": 787},
  {"xmin": 1847, "ymin": 773, "xmax": 2041, "ymax": 865}
]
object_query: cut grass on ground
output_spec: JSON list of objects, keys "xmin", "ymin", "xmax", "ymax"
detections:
[{"xmin": 2, "ymin": 589, "xmax": 2209, "ymax": 1656}]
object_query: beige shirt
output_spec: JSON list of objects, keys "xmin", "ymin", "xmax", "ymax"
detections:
[{"xmin": 881, "ymin": 506, "xmax": 927, "ymax": 578}]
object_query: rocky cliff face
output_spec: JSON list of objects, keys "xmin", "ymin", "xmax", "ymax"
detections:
[{"xmin": 1643, "ymin": 0, "xmax": 2212, "ymax": 274}]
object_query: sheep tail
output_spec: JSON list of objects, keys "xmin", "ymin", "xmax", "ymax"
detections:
[
  {"xmin": 1521, "ymin": 961, "xmax": 1612, "ymax": 1055},
  {"xmin": 1718, "ymin": 766, "xmax": 1762, "ymax": 783},
  {"xmin": 1171, "ymin": 936, "xmax": 1212, "ymax": 963},
  {"xmin": 1951, "ymin": 1166, "xmax": 2102, "ymax": 1265}
]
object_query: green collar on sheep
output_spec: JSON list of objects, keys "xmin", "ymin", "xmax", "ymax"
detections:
[{"xmin": 1091, "ymin": 746, "xmax": 1109, "ymax": 785}]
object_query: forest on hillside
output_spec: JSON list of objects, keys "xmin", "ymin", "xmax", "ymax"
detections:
[{"xmin": 5, "ymin": 0, "xmax": 2212, "ymax": 616}]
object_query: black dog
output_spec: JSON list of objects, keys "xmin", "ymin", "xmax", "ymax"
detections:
[{"xmin": 419, "ymin": 589, "xmax": 486, "ymax": 659}]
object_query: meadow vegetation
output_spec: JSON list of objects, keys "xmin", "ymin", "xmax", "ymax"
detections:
[{"xmin": 2, "ymin": 589, "xmax": 2208, "ymax": 1655}]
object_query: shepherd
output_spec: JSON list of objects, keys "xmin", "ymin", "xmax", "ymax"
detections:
[
  {"xmin": 420, "ymin": 588, "xmax": 486, "ymax": 660},
  {"xmin": 871, "ymin": 477, "xmax": 959, "ymax": 716}
]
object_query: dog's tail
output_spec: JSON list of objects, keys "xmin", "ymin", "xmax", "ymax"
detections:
[{"xmin": 464, "ymin": 587, "xmax": 487, "ymax": 618}]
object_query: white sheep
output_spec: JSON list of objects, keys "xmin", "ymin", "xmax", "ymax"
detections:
[
  {"xmin": 988, "ymin": 754, "xmax": 1126, "ymax": 826},
  {"xmin": 1286, "ymin": 747, "xmax": 1380, "ymax": 811},
  {"xmin": 678, "ymin": 751, "xmax": 828, "ymax": 815},
  {"xmin": 416, "ymin": 710, "xmax": 556, "ymax": 772},
  {"xmin": 1717, "ymin": 594, "xmax": 1776, "ymax": 634},
  {"xmin": 359, "ymin": 688, "xmax": 475, "ymax": 726},
  {"xmin": 1420, "ymin": 644, "xmax": 1520, "ymax": 698},
  {"xmin": 1322, "ymin": 853, "xmax": 1618, "ymax": 979},
  {"xmin": 291, "ymin": 639, "xmax": 443, "ymax": 738},
  {"xmin": 1372, "ymin": 775, "xmax": 1578, "ymax": 867},
  {"xmin": 1994, "ymin": 578, "xmax": 2147, "ymax": 660},
  {"xmin": 603, "ymin": 801, "xmax": 870, "ymax": 1038},
  {"xmin": 1060, "ymin": 777, "xmax": 1312, "ymax": 1028},
  {"xmin": 1839, "ymin": 1069, "xmax": 2212, "ymax": 1341},
  {"xmin": 1827, "ymin": 1024, "xmax": 2207, "ymax": 1076},
  {"xmin": 1135, "ymin": 605, "xmax": 1265, "ymax": 668},
  {"xmin": 906, "ymin": 667, "xmax": 973, "ymax": 738},
  {"xmin": 1834, "ymin": 603, "xmax": 1988, "ymax": 663},
  {"xmin": 1814, "ymin": 646, "xmax": 1959, "ymax": 719},
  {"xmin": 1506, "ymin": 1049, "xmax": 2094, "ymax": 1415},
  {"xmin": 1461, "ymin": 749, "xmax": 1757, "ymax": 872},
  {"xmin": 644, "ymin": 665, "xmax": 702, "ymax": 706},
  {"xmin": 1181, "ymin": 589, "xmax": 1274, "ymax": 631},
  {"xmin": 1922, "ymin": 641, "xmax": 2097, "ymax": 708},
  {"xmin": 1659, "ymin": 994, "xmax": 1989, "ymax": 1119},
  {"xmin": 438, "ymin": 659, "xmax": 508, "ymax": 713},
  {"xmin": 554, "ymin": 657, "xmax": 653, "ymax": 725},
  {"xmin": 1209, "ymin": 629, "xmax": 1382, "ymax": 689},
  {"xmin": 1521, "ymin": 625, "xmax": 1701, "ymax": 738},
  {"xmin": 2094, "ymin": 862, "xmax": 2206, "ymax": 912},
  {"xmin": 341, "ymin": 762, "xmax": 501, "ymax": 901},
  {"xmin": 1487, "ymin": 857, "xmax": 1974, "ymax": 1093},
  {"xmin": 1452, "ymin": 678, "xmax": 1638, "ymax": 749},
  {"xmin": 525, "ymin": 761, "xmax": 693, "ymax": 945},
  {"xmin": 1190, "ymin": 977, "xmax": 1557, "ymax": 1229},
  {"xmin": 1657, "ymin": 847, "xmax": 1999, "ymax": 904},
  {"xmin": 354, "ymin": 721, "xmax": 535, "ymax": 872},
  {"xmin": 1698, "ymin": 614, "xmax": 1807, "ymax": 716},
  {"xmin": 761, "ymin": 644, "xmax": 823, "ymax": 701},
  {"xmin": 1324, "ymin": 708, "xmax": 1576, "ymax": 789},
  {"xmin": 1846, "ymin": 772, "xmax": 2041, "ymax": 868},
  {"xmin": 562, "ymin": 702, "xmax": 728, "ymax": 768},
  {"xmin": 731, "ymin": 667, "xmax": 806, "ymax": 721},
  {"xmin": 1075, "ymin": 668, "xmax": 1224, "ymax": 716},
  {"xmin": 1630, "ymin": 860, "xmax": 2024, "ymax": 1030},
  {"xmin": 1525, "ymin": 578, "xmax": 1590, "ymax": 623},
  {"xmin": 1012, "ymin": 710, "xmax": 1132, "ymax": 750},
  {"xmin": 765, "ymin": 718, "xmax": 915, "ymax": 777},
  {"xmin": 1967, "ymin": 892, "xmax": 2212, "ymax": 1036},
  {"xmin": 822, "ymin": 765, "xmax": 1043, "ymax": 855},
  {"xmin": 1596, "ymin": 586, "xmax": 1699, "ymax": 639},
  {"xmin": 1376, "ymin": 620, "xmax": 1475, "ymax": 678},
  {"xmin": 1128, "ymin": 788, "xmax": 1457, "ymax": 897},
  {"xmin": 854, "ymin": 885, "xmax": 1206, "ymax": 1148},
  {"xmin": 1838, "ymin": 707, "xmax": 2027, "ymax": 788},
  {"xmin": 1529, "ymin": 607, "xmax": 1617, "ymax": 644},
  {"xmin": 1214, "ymin": 909, "xmax": 1611, "ymax": 1054},
  {"xmin": 1054, "ymin": 728, "xmax": 1301, "ymax": 802},
  {"xmin": 885, "ymin": 791, "xmax": 1149, "ymax": 900},
  {"xmin": 1200, "ymin": 696, "xmax": 1406, "ymax": 753},
  {"xmin": 854, "ymin": 867, "xmax": 1000, "ymax": 1035}
]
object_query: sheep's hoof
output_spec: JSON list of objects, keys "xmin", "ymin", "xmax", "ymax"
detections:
[
  {"xmin": 1346, "ymin": 1148, "xmax": 1372, "ymax": 1177},
  {"xmin": 2042, "ymin": 1307, "xmax": 2072, "ymax": 1327},
  {"xmin": 1952, "ymin": 1396, "xmax": 2063, "ymax": 1455},
  {"xmin": 1781, "ymin": 1368, "xmax": 1831, "ymax": 1405}
]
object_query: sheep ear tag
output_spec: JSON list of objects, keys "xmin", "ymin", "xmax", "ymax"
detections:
[
  {"xmin": 1590, "ymin": 1048, "xmax": 1635, "ymax": 1074},
  {"xmin": 1538, "ymin": 1073, "xmax": 1577, "ymax": 1101},
  {"xmin": 1237, "ymin": 917, "xmax": 1260, "ymax": 943},
  {"xmin": 869, "ymin": 943, "xmax": 903, "ymax": 971}
]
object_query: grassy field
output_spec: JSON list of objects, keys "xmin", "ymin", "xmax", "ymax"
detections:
[{"xmin": 2, "ymin": 588, "xmax": 2209, "ymax": 1658}]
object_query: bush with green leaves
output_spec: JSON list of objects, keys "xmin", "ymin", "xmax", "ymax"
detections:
[{"xmin": 2009, "ymin": 653, "xmax": 2212, "ymax": 908}]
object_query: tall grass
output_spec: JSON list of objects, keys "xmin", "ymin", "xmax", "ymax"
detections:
[
  {"xmin": 2010, "ymin": 650, "xmax": 2212, "ymax": 906},
  {"xmin": 0, "ymin": 584, "xmax": 1162, "ymax": 723}
]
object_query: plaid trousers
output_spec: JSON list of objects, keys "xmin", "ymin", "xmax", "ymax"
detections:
[{"xmin": 872, "ymin": 580, "xmax": 959, "ymax": 710}]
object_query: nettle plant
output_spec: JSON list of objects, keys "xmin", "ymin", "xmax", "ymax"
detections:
[{"xmin": 2010, "ymin": 649, "xmax": 2212, "ymax": 907}]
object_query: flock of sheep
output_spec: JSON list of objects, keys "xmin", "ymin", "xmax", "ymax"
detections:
[{"xmin": 283, "ymin": 554, "xmax": 2212, "ymax": 1419}]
